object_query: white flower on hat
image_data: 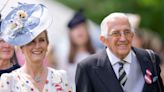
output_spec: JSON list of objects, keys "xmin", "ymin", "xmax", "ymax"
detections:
[
  {"xmin": 4, "ymin": 19, "xmax": 23, "ymax": 38},
  {"xmin": 16, "ymin": 10, "xmax": 28, "ymax": 20},
  {"xmin": 3, "ymin": 10, "xmax": 29, "ymax": 38}
]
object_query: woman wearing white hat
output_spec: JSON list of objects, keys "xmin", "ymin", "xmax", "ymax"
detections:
[{"xmin": 0, "ymin": 2, "xmax": 70, "ymax": 92}]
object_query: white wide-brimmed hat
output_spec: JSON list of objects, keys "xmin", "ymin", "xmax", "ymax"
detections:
[{"xmin": 0, "ymin": 2, "xmax": 51, "ymax": 46}]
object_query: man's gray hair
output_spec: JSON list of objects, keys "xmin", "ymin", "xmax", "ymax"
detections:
[{"xmin": 100, "ymin": 12, "xmax": 130, "ymax": 38}]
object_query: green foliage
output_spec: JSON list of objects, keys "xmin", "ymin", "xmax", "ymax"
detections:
[{"xmin": 56, "ymin": 0, "xmax": 164, "ymax": 40}]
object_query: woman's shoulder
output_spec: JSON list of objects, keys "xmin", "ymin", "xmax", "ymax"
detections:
[
  {"xmin": 0, "ymin": 71, "xmax": 16, "ymax": 88},
  {"xmin": 0, "ymin": 69, "xmax": 21, "ymax": 91},
  {"xmin": 0, "ymin": 72, "xmax": 13, "ymax": 81},
  {"xmin": 0, "ymin": 68, "xmax": 20, "ymax": 79}
]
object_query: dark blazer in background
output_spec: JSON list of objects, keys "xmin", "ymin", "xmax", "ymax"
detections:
[{"xmin": 75, "ymin": 47, "xmax": 164, "ymax": 92}]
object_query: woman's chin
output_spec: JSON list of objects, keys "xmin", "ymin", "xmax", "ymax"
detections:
[{"xmin": 31, "ymin": 58, "xmax": 44, "ymax": 63}]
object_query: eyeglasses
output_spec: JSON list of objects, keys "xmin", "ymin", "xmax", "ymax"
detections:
[
  {"xmin": 109, "ymin": 30, "xmax": 132, "ymax": 38},
  {"xmin": 0, "ymin": 39, "xmax": 4, "ymax": 43},
  {"xmin": 0, "ymin": 39, "xmax": 5, "ymax": 47}
]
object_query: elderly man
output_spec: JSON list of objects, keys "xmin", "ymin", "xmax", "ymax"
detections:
[{"xmin": 75, "ymin": 12, "xmax": 163, "ymax": 92}]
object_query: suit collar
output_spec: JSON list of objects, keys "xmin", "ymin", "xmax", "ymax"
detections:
[
  {"xmin": 95, "ymin": 49, "xmax": 124, "ymax": 92},
  {"xmin": 96, "ymin": 49, "xmax": 107, "ymax": 67}
]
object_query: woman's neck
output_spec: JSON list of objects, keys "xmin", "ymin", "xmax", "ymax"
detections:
[
  {"xmin": 21, "ymin": 60, "xmax": 48, "ymax": 91},
  {"xmin": 0, "ymin": 59, "xmax": 11, "ymax": 70},
  {"xmin": 22, "ymin": 60, "xmax": 45, "ymax": 76},
  {"xmin": 77, "ymin": 46, "xmax": 87, "ymax": 52}
]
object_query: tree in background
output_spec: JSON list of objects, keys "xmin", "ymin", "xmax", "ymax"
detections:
[{"xmin": 56, "ymin": 0, "xmax": 164, "ymax": 40}]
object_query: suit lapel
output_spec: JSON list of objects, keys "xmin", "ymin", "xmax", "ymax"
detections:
[
  {"xmin": 94, "ymin": 49, "xmax": 123, "ymax": 92},
  {"xmin": 133, "ymin": 47, "xmax": 154, "ymax": 92}
]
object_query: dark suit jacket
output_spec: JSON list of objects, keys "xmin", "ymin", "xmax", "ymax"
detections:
[{"xmin": 75, "ymin": 47, "xmax": 164, "ymax": 92}]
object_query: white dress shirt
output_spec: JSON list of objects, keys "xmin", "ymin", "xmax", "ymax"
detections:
[
  {"xmin": 106, "ymin": 48, "xmax": 145, "ymax": 92},
  {"xmin": 106, "ymin": 48, "xmax": 132, "ymax": 79}
]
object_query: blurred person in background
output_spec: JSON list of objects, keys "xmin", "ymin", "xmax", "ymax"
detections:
[
  {"xmin": 0, "ymin": 39, "xmax": 20, "ymax": 76},
  {"xmin": 0, "ymin": 13, "xmax": 20, "ymax": 76},
  {"xmin": 132, "ymin": 28, "xmax": 143, "ymax": 48},
  {"xmin": 0, "ymin": 3, "xmax": 70, "ymax": 92},
  {"xmin": 140, "ymin": 29, "xmax": 162, "ymax": 53},
  {"xmin": 66, "ymin": 9, "xmax": 95, "ymax": 91}
]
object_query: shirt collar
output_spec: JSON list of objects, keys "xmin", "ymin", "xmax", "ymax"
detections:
[{"xmin": 106, "ymin": 48, "xmax": 132, "ymax": 66}]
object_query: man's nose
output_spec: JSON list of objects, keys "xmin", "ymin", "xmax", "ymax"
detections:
[{"xmin": 119, "ymin": 33, "xmax": 126, "ymax": 41}]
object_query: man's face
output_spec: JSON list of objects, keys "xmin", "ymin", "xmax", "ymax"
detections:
[{"xmin": 105, "ymin": 17, "xmax": 134, "ymax": 59}]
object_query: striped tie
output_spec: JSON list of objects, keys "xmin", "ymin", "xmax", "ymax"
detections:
[{"xmin": 118, "ymin": 61, "xmax": 127, "ymax": 86}]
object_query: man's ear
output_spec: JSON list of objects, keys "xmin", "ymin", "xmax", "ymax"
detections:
[
  {"xmin": 99, "ymin": 35, "xmax": 108, "ymax": 46},
  {"xmin": 131, "ymin": 32, "xmax": 134, "ymax": 38}
]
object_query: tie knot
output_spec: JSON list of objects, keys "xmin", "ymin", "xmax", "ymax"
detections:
[{"xmin": 118, "ymin": 60, "xmax": 125, "ymax": 67}]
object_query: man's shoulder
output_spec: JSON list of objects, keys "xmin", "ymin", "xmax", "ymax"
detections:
[
  {"xmin": 133, "ymin": 47, "xmax": 160, "ymax": 64},
  {"xmin": 133, "ymin": 47, "xmax": 150, "ymax": 57},
  {"xmin": 133, "ymin": 47, "xmax": 147, "ymax": 53},
  {"xmin": 133, "ymin": 47, "xmax": 159, "ymax": 57}
]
